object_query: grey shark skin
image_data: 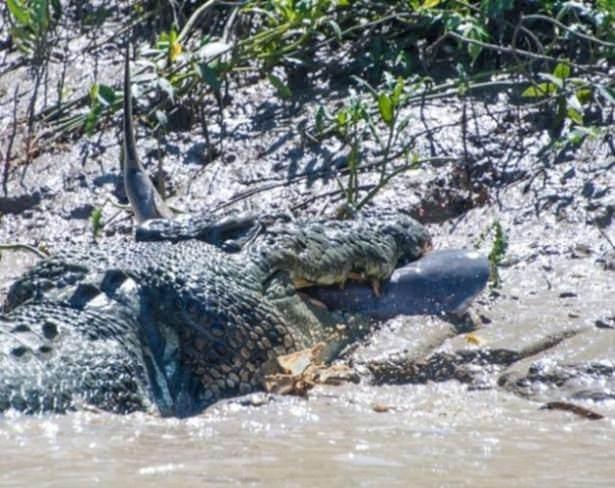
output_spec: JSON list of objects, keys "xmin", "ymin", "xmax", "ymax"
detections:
[
  {"xmin": 306, "ymin": 250, "xmax": 489, "ymax": 319},
  {"xmin": 123, "ymin": 45, "xmax": 173, "ymax": 223}
]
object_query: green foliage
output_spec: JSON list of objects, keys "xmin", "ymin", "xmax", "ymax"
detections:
[
  {"xmin": 6, "ymin": 0, "xmax": 61, "ymax": 59},
  {"xmin": 520, "ymin": 60, "xmax": 608, "ymax": 133},
  {"xmin": 488, "ymin": 220, "xmax": 508, "ymax": 288},
  {"xmin": 196, "ymin": 63, "xmax": 221, "ymax": 91},
  {"xmin": 310, "ymin": 75, "xmax": 425, "ymax": 212},
  {"xmin": 479, "ymin": 0, "xmax": 514, "ymax": 18},
  {"xmin": 13, "ymin": 0, "xmax": 611, "ymax": 185},
  {"xmin": 157, "ymin": 29, "xmax": 183, "ymax": 63},
  {"xmin": 89, "ymin": 207, "xmax": 104, "ymax": 239},
  {"xmin": 268, "ymin": 74, "xmax": 292, "ymax": 99},
  {"xmin": 476, "ymin": 220, "xmax": 508, "ymax": 288},
  {"xmin": 85, "ymin": 84, "xmax": 119, "ymax": 135}
]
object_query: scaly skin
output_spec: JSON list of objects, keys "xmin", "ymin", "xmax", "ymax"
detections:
[
  {"xmin": 0, "ymin": 45, "xmax": 431, "ymax": 417},
  {"xmin": 1, "ymin": 213, "xmax": 430, "ymax": 416}
]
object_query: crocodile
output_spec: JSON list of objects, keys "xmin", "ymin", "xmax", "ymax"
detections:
[{"xmin": 0, "ymin": 47, "xmax": 487, "ymax": 417}]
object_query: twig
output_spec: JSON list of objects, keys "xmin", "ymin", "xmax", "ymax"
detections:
[
  {"xmin": 3, "ymin": 86, "xmax": 19, "ymax": 196},
  {"xmin": 21, "ymin": 65, "xmax": 45, "ymax": 183},
  {"xmin": 540, "ymin": 401, "xmax": 604, "ymax": 421},
  {"xmin": 435, "ymin": 31, "xmax": 601, "ymax": 71},
  {"xmin": 214, "ymin": 155, "xmax": 457, "ymax": 214},
  {"xmin": 522, "ymin": 14, "xmax": 615, "ymax": 49},
  {"xmin": 0, "ymin": 243, "xmax": 48, "ymax": 259},
  {"xmin": 291, "ymin": 184, "xmax": 375, "ymax": 212},
  {"xmin": 178, "ymin": 0, "xmax": 220, "ymax": 43},
  {"xmin": 598, "ymin": 228, "xmax": 615, "ymax": 251}
]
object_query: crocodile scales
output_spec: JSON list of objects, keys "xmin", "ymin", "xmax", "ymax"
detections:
[
  {"xmin": 0, "ymin": 45, "xmax": 486, "ymax": 417},
  {"xmin": 1, "ymin": 214, "xmax": 430, "ymax": 416}
]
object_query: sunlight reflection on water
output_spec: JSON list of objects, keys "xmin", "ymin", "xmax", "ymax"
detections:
[{"xmin": 0, "ymin": 383, "xmax": 613, "ymax": 487}]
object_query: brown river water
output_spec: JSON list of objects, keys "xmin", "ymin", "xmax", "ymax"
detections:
[{"xmin": 1, "ymin": 381, "xmax": 614, "ymax": 486}]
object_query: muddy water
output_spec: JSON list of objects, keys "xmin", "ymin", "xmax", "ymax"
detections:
[{"xmin": 1, "ymin": 383, "xmax": 613, "ymax": 487}]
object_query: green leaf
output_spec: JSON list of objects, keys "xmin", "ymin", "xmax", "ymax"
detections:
[
  {"xmin": 32, "ymin": 0, "xmax": 50, "ymax": 32},
  {"xmin": 541, "ymin": 73, "xmax": 563, "ymax": 89},
  {"xmin": 97, "ymin": 84, "xmax": 116, "ymax": 106},
  {"xmin": 409, "ymin": 152, "xmax": 421, "ymax": 166},
  {"xmin": 553, "ymin": 62, "xmax": 571, "ymax": 80},
  {"xmin": 458, "ymin": 20, "xmax": 489, "ymax": 65},
  {"xmin": 156, "ymin": 30, "xmax": 172, "ymax": 51},
  {"xmin": 336, "ymin": 109, "xmax": 348, "ymax": 127},
  {"xmin": 468, "ymin": 43, "xmax": 482, "ymax": 66},
  {"xmin": 85, "ymin": 105, "xmax": 102, "ymax": 135},
  {"xmin": 327, "ymin": 19, "xmax": 342, "ymax": 40},
  {"xmin": 566, "ymin": 129, "xmax": 585, "ymax": 146},
  {"xmin": 567, "ymin": 94, "xmax": 582, "ymax": 113},
  {"xmin": 88, "ymin": 83, "xmax": 100, "ymax": 106},
  {"xmin": 377, "ymin": 92, "xmax": 394, "ymax": 126},
  {"xmin": 7, "ymin": 0, "xmax": 30, "ymax": 25},
  {"xmin": 89, "ymin": 207, "xmax": 103, "ymax": 238},
  {"xmin": 268, "ymin": 74, "xmax": 292, "ymax": 99},
  {"xmin": 570, "ymin": 126, "xmax": 599, "ymax": 139},
  {"xmin": 50, "ymin": 0, "xmax": 62, "ymax": 20},
  {"xmin": 168, "ymin": 29, "xmax": 178, "ymax": 44},
  {"xmin": 575, "ymin": 87, "xmax": 593, "ymax": 104},
  {"xmin": 522, "ymin": 82, "xmax": 558, "ymax": 97},
  {"xmin": 391, "ymin": 77, "xmax": 404, "ymax": 107},
  {"xmin": 565, "ymin": 126, "xmax": 598, "ymax": 146},
  {"xmin": 566, "ymin": 107, "xmax": 584, "ymax": 125},
  {"xmin": 422, "ymin": 0, "xmax": 441, "ymax": 8},
  {"xmin": 457, "ymin": 81, "xmax": 468, "ymax": 97},
  {"xmin": 196, "ymin": 63, "xmax": 220, "ymax": 91},
  {"xmin": 350, "ymin": 75, "xmax": 377, "ymax": 97}
]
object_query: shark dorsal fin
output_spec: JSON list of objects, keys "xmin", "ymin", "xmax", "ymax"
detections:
[{"xmin": 123, "ymin": 43, "xmax": 173, "ymax": 223}]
